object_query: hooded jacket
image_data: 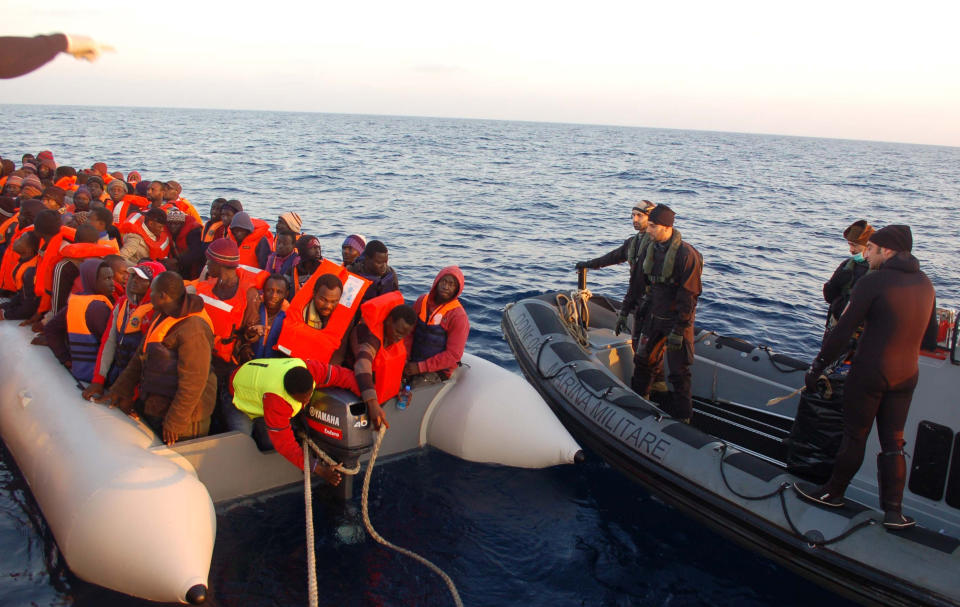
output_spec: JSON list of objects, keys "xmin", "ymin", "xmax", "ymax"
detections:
[
  {"xmin": 44, "ymin": 259, "xmax": 113, "ymax": 378},
  {"xmin": 405, "ymin": 266, "xmax": 469, "ymax": 375}
]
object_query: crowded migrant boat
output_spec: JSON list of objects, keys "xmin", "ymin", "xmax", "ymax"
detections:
[{"xmin": 0, "ymin": 150, "xmax": 471, "ymax": 485}]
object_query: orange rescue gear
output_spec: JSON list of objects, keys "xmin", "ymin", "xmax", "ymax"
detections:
[
  {"xmin": 12, "ymin": 255, "xmax": 39, "ymax": 291},
  {"xmin": 59, "ymin": 242, "xmax": 119, "ymax": 260},
  {"xmin": 230, "ymin": 216, "xmax": 275, "ymax": 269},
  {"xmin": 54, "ymin": 175, "xmax": 77, "ymax": 190},
  {"xmin": 112, "ymin": 195, "xmax": 150, "ymax": 225},
  {"xmin": 195, "ymin": 268, "xmax": 264, "ymax": 363},
  {"xmin": 119, "ymin": 213, "xmax": 171, "ymax": 260},
  {"xmin": 35, "ymin": 226, "xmax": 77, "ymax": 314},
  {"xmin": 66, "ymin": 293, "xmax": 114, "ymax": 381},
  {"xmin": 275, "ymin": 259, "xmax": 370, "ymax": 361},
  {"xmin": 360, "ymin": 291, "xmax": 407, "ymax": 404},
  {"xmin": 0, "ymin": 224, "xmax": 33, "ymax": 291}
]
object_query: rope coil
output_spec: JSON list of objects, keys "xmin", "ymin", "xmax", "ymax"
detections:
[{"xmin": 556, "ymin": 288, "xmax": 592, "ymax": 348}]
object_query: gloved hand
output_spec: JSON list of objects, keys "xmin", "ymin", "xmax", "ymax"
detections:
[
  {"xmin": 615, "ymin": 313, "xmax": 628, "ymax": 336},
  {"xmin": 666, "ymin": 331, "xmax": 684, "ymax": 351},
  {"xmin": 575, "ymin": 261, "xmax": 590, "ymax": 271},
  {"xmin": 804, "ymin": 359, "xmax": 826, "ymax": 393}
]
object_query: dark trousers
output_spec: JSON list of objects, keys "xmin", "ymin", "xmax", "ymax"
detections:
[
  {"xmin": 631, "ymin": 323, "xmax": 695, "ymax": 418},
  {"xmin": 825, "ymin": 368, "xmax": 917, "ymax": 495}
]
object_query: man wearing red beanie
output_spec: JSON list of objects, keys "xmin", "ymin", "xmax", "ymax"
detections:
[{"xmin": 796, "ymin": 225, "xmax": 936, "ymax": 528}]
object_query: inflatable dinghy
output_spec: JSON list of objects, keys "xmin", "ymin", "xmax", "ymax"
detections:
[
  {"xmin": 502, "ymin": 285, "xmax": 960, "ymax": 607},
  {"xmin": 0, "ymin": 322, "xmax": 581, "ymax": 604}
]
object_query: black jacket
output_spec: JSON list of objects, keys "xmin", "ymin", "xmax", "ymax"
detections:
[
  {"xmin": 622, "ymin": 235, "xmax": 702, "ymax": 333},
  {"xmin": 818, "ymin": 253, "xmax": 935, "ymax": 384}
]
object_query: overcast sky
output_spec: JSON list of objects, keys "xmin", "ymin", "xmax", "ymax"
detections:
[{"xmin": 3, "ymin": 0, "xmax": 958, "ymax": 146}]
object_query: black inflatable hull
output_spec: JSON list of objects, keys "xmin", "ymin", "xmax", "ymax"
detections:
[{"xmin": 502, "ymin": 294, "xmax": 960, "ymax": 607}]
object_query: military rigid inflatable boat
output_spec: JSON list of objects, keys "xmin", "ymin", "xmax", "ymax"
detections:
[
  {"xmin": 0, "ymin": 321, "xmax": 581, "ymax": 604},
  {"xmin": 502, "ymin": 281, "xmax": 960, "ymax": 607}
]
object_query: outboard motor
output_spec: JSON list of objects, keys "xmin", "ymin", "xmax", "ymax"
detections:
[{"xmin": 305, "ymin": 387, "xmax": 374, "ymax": 499}]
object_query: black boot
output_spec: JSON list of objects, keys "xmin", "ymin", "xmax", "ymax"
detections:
[
  {"xmin": 878, "ymin": 451, "xmax": 915, "ymax": 529},
  {"xmin": 793, "ymin": 481, "xmax": 845, "ymax": 507}
]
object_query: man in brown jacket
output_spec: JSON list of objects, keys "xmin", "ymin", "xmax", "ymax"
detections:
[{"xmin": 97, "ymin": 271, "xmax": 217, "ymax": 445}]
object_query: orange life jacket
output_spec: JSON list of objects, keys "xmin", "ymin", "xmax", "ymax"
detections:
[
  {"xmin": 195, "ymin": 268, "xmax": 262, "ymax": 362},
  {"xmin": 35, "ymin": 226, "xmax": 77, "ymax": 314},
  {"xmin": 360, "ymin": 291, "xmax": 407, "ymax": 404},
  {"xmin": 275, "ymin": 259, "xmax": 371, "ymax": 362},
  {"xmin": 12, "ymin": 255, "xmax": 39, "ymax": 291},
  {"xmin": 201, "ymin": 219, "xmax": 222, "ymax": 244},
  {"xmin": 112, "ymin": 195, "xmax": 150, "ymax": 225},
  {"xmin": 139, "ymin": 308, "xmax": 214, "ymax": 398},
  {"xmin": 119, "ymin": 213, "xmax": 170, "ymax": 260},
  {"xmin": 0, "ymin": 224, "xmax": 33, "ymax": 291},
  {"xmin": 54, "ymin": 175, "xmax": 77, "ymax": 190},
  {"xmin": 0, "ymin": 214, "xmax": 19, "ymax": 246},
  {"xmin": 66, "ymin": 293, "xmax": 114, "ymax": 381},
  {"xmin": 59, "ymin": 242, "xmax": 118, "ymax": 260},
  {"xmin": 98, "ymin": 236, "xmax": 120, "ymax": 253},
  {"xmin": 230, "ymin": 217, "xmax": 275, "ymax": 269}
]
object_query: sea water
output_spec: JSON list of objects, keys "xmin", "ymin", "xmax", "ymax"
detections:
[{"xmin": 2, "ymin": 105, "xmax": 958, "ymax": 606}]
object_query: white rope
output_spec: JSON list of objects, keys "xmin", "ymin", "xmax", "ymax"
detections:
[
  {"xmin": 362, "ymin": 426, "xmax": 464, "ymax": 607},
  {"xmin": 765, "ymin": 373, "xmax": 832, "ymax": 407},
  {"xmin": 304, "ymin": 442, "xmax": 319, "ymax": 607},
  {"xmin": 556, "ymin": 288, "xmax": 592, "ymax": 347},
  {"xmin": 302, "ymin": 427, "xmax": 463, "ymax": 607}
]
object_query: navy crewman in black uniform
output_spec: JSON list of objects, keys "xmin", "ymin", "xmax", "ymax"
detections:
[
  {"xmin": 624, "ymin": 204, "xmax": 702, "ymax": 422},
  {"xmin": 796, "ymin": 225, "xmax": 936, "ymax": 528}
]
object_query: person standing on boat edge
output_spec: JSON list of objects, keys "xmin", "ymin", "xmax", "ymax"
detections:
[
  {"xmin": 795, "ymin": 225, "xmax": 935, "ymax": 529},
  {"xmin": 823, "ymin": 220, "xmax": 873, "ymax": 333},
  {"xmin": 624, "ymin": 204, "xmax": 703, "ymax": 422},
  {"xmin": 575, "ymin": 200, "xmax": 657, "ymax": 352}
]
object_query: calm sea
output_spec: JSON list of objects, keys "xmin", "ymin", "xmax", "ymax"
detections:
[{"xmin": 2, "ymin": 105, "xmax": 958, "ymax": 606}]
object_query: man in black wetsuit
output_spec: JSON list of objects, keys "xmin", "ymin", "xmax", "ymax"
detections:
[
  {"xmin": 795, "ymin": 225, "xmax": 935, "ymax": 529},
  {"xmin": 576, "ymin": 200, "xmax": 657, "ymax": 349},
  {"xmin": 822, "ymin": 220, "xmax": 873, "ymax": 331},
  {"xmin": 623, "ymin": 204, "xmax": 702, "ymax": 422}
]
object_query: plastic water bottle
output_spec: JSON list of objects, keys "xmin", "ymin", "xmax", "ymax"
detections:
[{"xmin": 397, "ymin": 385, "xmax": 411, "ymax": 410}]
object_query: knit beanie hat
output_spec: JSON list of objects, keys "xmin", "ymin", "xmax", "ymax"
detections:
[
  {"xmin": 296, "ymin": 235, "xmax": 321, "ymax": 256},
  {"xmin": 4, "ymin": 175, "xmax": 23, "ymax": 188},
  {"xmin": 86, "ymin": 175, "xmax": 104, "ymax": 188},
  {"xmin": 23, "ymin": 175, "xmax": 43, "ymax": 192},
  {"xmin": 106, "ymin": 179, "xmax": 128, "ymax": 193},
  {"xmin": 42, "ymin": 186, "xmax": 66, "ymax": 207},
  {"xmin": 37, "ymin": 150, "xmax": 54, "ymax": 164},
  {"xmin": 92, "ymin": 162, "xmax": 108, "ymax": 176},
  {"xmin": 843, "ymin": 220, "xmax": 874, "ymax": 246},
  {"xmin": 278, "ymin": 211, "xmax": 303, "ymax": 234},
  {"xmin": 632, "ymin": 200, "xmax": 656, "ymax": 214},
  {"xmin": 206, "ymin": 237, "xmax": 240, "ymax": 268},
  {"xmin": 127, "ymin": 171, "xmax": 141, "ymax": 183},
  {"xmin": 165, "ymin": 208, "xmax": 186, "ymax": 225},
  {"xmin": 342, "ymin": 234, "xmax": 366, "ymax": 253},
  {"xmin": 869, "ymin": 225, "xmax": 912, "ymax": 252},
  {"xmin": 648, "ymin": 204, "xmax": 675, "ymax": 228}
]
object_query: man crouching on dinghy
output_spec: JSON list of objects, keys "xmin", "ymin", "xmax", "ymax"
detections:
[
  {"xmin": 227, "ymin": 358, "xmax": 358, "ymax": 486},
  {"xmin": 795, "ymin": 225, "xmax": 935, "ymax": 529},
  {"xmin": 97, "ymin": 271, "xmax": 218, "ymax": 445}
]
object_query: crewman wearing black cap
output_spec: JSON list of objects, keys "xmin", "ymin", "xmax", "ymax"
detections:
[
  {"xmin": 795, "ymin": 225, "xmax": 935, "ymax": 528},
  {"xmin": 576, "ymin": 200, "xmax": 657, "ymax": 349},
  {"xmin": 623, "ymin": 204, "xmax": 702, "ymax": 422}
]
